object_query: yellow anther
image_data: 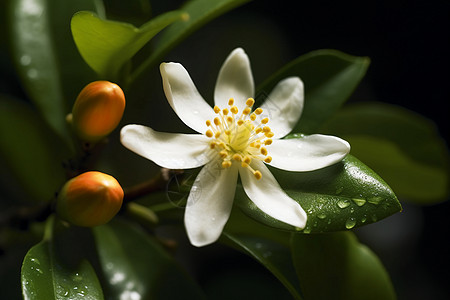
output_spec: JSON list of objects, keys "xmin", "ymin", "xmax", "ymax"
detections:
[
  {"xmin": 254, "ymin": 108, "xmax": 263, "ymax": 115},
  {"xmin": 226, "ymin": 116, "xmax": 234, "ymax": 123},
  {"xmin": 214, "ymin": 106, "xmax": 221, "ymax": 114},
  {"xmin": 206, "ymin": 120, "xmax": 212, "ymax": 127},
  {"xmin": 265, "ymin": 132, "xmax": 274, "ymax": 138},
  {"xmin": 241, "ymin": 162, "xmax": 249, "ymax": 168},
  {"xmin": 246, "ymin": 98, "xmax": 255, "ymax": 107},
  {"xmin": 255, "ymin": 127, "xmax": 263, "ymax": 134},
  {"xmin": 263, "ymin": 126, "xmax": 271, "ymax": 133},
  {"xmin": 254, "ymin": 171, "xmax": 262, "ymax": 180},
  {"xmin": 243, "ymin": 107, "xmax": 251, "ymax": 115},
  {"xmin": 232, "ymin": 154, "xmax": 242, "ymax": 161},
  {"xmin": 222, "ymin": 108, "xmax": 229, "ymax": 115},
  {"xmin": 264, "ymin": 139, "xmax": 273, "ymax": 145},
  {"xmin": 219, "ymin": 150, "xmax": 228, "ymax": 158},
  {"xmin": 261, "ymin": 147, "xmax": 268, "ymax": 156},
  {"xmin": 210, "ymin": 141, "xmax": 217, "ymax": 149},
  {"xmin": 214, "ymin": 117, "xmax": 221, "ymax": 126},
  {"xmin": 264, "ymin": 156, "xmax": 272, "ymax": 163},
  {"xmin": 222, "ymin": 161, "xmax": 232, "ymax": 168},
  {"xmin": 228, "ymin": 98, "xmax": 234, "ymax": 106},
  {"xmin": 261, "ymin": 118, "xmax": 269, "ymax": 124},
  {"xmin": 230, "ymin": 106, "xmax": 239, "ymax": 114},
  {"xmin": 214, "ymin": 131, "xmax": 221, "ymax": 138},
  {"xmin": 250, "ymin": 113, "xmax": 257, "ymax": 121},
  {"xmin": 243, "ymin": 156, "xmax": 252, "ymax": 164},
  {"xmin": 225, "ymin": 129, "xmax": 231, "ymax": 135},
  {"xmin": 206, "ymin": 130, "xmax": 213, "ymax": 138},
  {"xmin": 237, "ymin": 120, "xmax": 244, "ymax": 126}
]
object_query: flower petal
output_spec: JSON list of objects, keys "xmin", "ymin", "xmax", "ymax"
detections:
[
  {"xmin": 239, "ymin": 160, "xmax": 307, "ymax": 229},
  {"xmin": 120, "ymin": 124, "xmax": 211, "ymax": 169},
  {"xmin": 214, "ymin": 48, "xmax": 254, "ymax": 110},
  {"xmin": 160, "ymin": 62, "xmax": 214, "ymax": 134},
  {"xmin": 268, "ymin": 134, "xmax": 350, "ymax": 171},
  {"xmin": 260, "ymin": 77, "xmax": 304, "ymax": 139},
  {"xmin": 185, "ymin": 162, "xmax": 239, "ymax": 247}
]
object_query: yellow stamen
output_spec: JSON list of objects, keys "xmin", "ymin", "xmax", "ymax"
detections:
[
  {"xmin": 214, "ymin": 106, "xmax": 221, "ymax": 114},
  {"xmin": 206, "ymin": 120, "xmax": 212, "ymax": 127},
  {"xmin": 261, "ymin": 147, "xmax": 268, "ymax": 156},
  {"xmin": 228, "ymin": 98, "xmax": 234, "ymax": 106},
  {"xmin": 214, "ymin": 117, "xmax": 221, "ymax": 126},
  {"xmin": 254, "ymin": 108, "xmax": 263, "ymax": 115},
  {"xmin": 219, "ymin": 150, "xmax": 228, "ymax": 158},
  {"xmin": 230, "ymin": 106, "xmax": 238, "ymax": 114},
  {"xmin": 250, "ymin": 113, "xmax": 257, "ymax": 121},
  {"xmin": 254, "ymin": 171, "xmax": 262, "ymax": 180},
  {"xmin": 261, "ymin": 118, "xmax": 269, "ymax": 124},
  {"xmin": 214, "ymin": 131, "xmax": 221, "ymax": 138},
  {"xmin": 223, "ymin": 108, "xmax": 229, "ymax": 115},
  {"xmin": 263, "ymin": 126, "xmax": 271, "ymax": 133},
  {"xmin": 264, "ymin": 156, "xmax": 272, "ymax": 163},
  {"xmin": 264, "ymin": 139, "xmax": 273, "ymax": 145},
  {"xmin": 243, "ymin": 107, "xmax": 251, "ymax": 115},
  {"xmin": 206, "ymin": 130, "xmax": 213, "ymax": 138},
  {"xmin": 232, "ymin": 154, "xmax": 242, "ymax": 161},
  {"xmin": 222, "ymin": 161, "xmax": 232, "ymax": 168},
  {"xmin": 265, "ymin": 132, "xmax": 274, "ymax": 138}
]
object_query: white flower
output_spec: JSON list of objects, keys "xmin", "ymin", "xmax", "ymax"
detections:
[{"xmin": 121, "ymin": 48, "xmax": 350, "ymax": 247}]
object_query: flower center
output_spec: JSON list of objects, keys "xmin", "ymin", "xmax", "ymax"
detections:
[{"xmin": 205, "ymin": 98, "xmax": 273, "ymax": 180}]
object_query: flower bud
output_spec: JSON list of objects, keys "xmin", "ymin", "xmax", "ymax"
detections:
[
  {"xmin": 72, "ymin": 81, "xmax": 125, "ymax": 142},
  {"xmin": 56, "ymin": 171, "xmax": 124, "ymax": 227}
]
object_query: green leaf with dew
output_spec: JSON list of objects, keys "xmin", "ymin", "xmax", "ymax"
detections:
[
  {"xmin": 257, "ymin": 50, "xmax": 369, "ymax": 134},
  {"xmin": 21, "ymin": 217, "xmax": 104, "ymax": 300},
  {"xmin": 71, "ymin": 10, "xmax": 187, "ymax": 80},
  {"xmin": 291, "ymin": 231, "xmax": 396, "ymax": 300},
  {"xmin": 235, "ymin": 154, "xmax": 401, "ymax": 233},
  {"xmin": 320, "ymin": 102, "xmax": 449, "ymax": 204}
]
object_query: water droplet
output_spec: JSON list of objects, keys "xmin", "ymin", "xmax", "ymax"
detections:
[
  {"xmin": 350, "ymin": 207, "xmax": 355, "ymax": 213},
  {"xmin": 335, "ymin": 187, "xmax": 343, "ymax": 195},
  {"xmin": 371, "ymin": 214, "xmax": 378, "ymax": 222},
  {"xmin": 313, "ymin": 221, "xmax": 318, "ymax": 227},
  {"xmin": 337, "ymin": 199, "xmax": 350, "ymax": 209},
  {"xmin": 352, "ymin": 198, "xmax": 366, "ymax": 206},
  {"xmin": 56, "ymin": 285, "xmax": 70, "ymax": 297},
  {"xmin": 303, "ymin": 226, "xmax": 311, "ymax": 234},
  {"xmin": 345, "ymin": 217, "xmax": 356, "ymax": 229},
  {"xmin": 317, "ymin": 213, "xmax": 327, "ymax": 219},
  {"xmin": 27, "ymin": 68, "xmax": 38, "ymax": 79},
  {"xmin": 20, "ymin": 55, "xmax": 31, "ymax": 66},
  {"xmin": 327, "ymin": 219, "xmax": 332, "ymax": 225},
  {"xmin": 368, "ymin": 197, "xmax": 382, "ymax": 205},
  {"xmin": 361, "ymin": 215, "xmax": 367, "ymax": 223}
]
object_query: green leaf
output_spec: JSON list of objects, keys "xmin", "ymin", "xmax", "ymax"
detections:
[
  {"xmin": 223, "ymin": 209, "xmax": 303, "ymax": 299},
  {"xmin": 8, "ymin": 0, "xmax": 103, "ymax": 143},
  {"xmin": 129, "ymin": 0, "xmax": 253, "ymax": 83},
  {"xmin": 235, "ymin": 154, "xmax": 401, "ymax": 233},
  {"xmin": 291, "ymin": 231, "xmax": 396, "ymax": 300},
  {"xmin": 320, "ymin": 102, "xmax": 449, "ymax": 204},
  {"xmin": 0, "ymin": 96, "xmax": 71, "ymax": 203},
  {"xmin": 257, "ymin": 50, "xmax": 370, "ymax": 134},
  {"xmin": 8, "ymin": 0, "xmax": 69, "ymax": 140},
  {"xmin": 21, "ymin": 217, "xmax": 104, "ymax": 300},
  {"xmin": 71, "ymin": 10, "xmax": 187, "ymax": 79},
  {"xmin": 92, "ymin": 218, "xmax": 206, "ymax": 300}
]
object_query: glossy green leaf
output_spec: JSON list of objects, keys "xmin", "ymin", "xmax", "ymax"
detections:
[
  {"xmin": 291, "ymin": 231, "xmax": 396, "ymax": 300},
  {"xmin": 129, "ymin": 0, "xmax": 253, "ymax": 83},
  {"xmin": 257, "ymin": 50, "xmax": 370, "ymax": 134},
  {"xmin": 21, "ymin": 217, "xmax": 104, "ymax": 300},
  {"xmin": 0, "ymin": 96, "xmax": 71, "ymax": 203},
  {"xmin": 223, "ymin": 209, "xmax": 303, "ymax": 299},
  {"xmin": 92, "ymin": 218, "xmax": 206, "ymax": 300},
  {"xmin": 71, "ymin": 10, "xmax": 187, "ymax": 79},
  {"xmin": 8, "ymin": 0, "xmax": 103, "ymax": 143},
  {"xmin": 235, "ymin": 154, "xmax": 401, "ymax": 233},
  {"xmin": 320, "ymin": 102, "xmax": 449, "ymax": 204},
  {"xmin": 8, "ymin": 0, "xmax": 68, "ymax": 140}
]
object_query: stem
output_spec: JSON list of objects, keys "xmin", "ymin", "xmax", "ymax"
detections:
[{"xmin": 123, "ymin": 168, "xmax": 183, "ymax": 203}]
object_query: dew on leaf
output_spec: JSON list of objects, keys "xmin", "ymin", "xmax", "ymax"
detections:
[
  {"xmin": 345, "ymin": 217, "xmax": 356, "ymax": 229},
  {"xmin": 352, "ymin": 198, "xmax": 366, "ymax": 206},
  {"xmin": 368, "ymin": 196, "xmax": 383, "ymax": 205},
  {"xmin": 337, "ymin": 199, "xmax": 350, "ymax": 209},
  {"xmin": 317, "ymin": 213, "xmax": 327, "ymax": 219}
]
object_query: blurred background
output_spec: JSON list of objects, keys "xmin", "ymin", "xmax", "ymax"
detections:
[{"xmin": 1, "ymin": 0, "xmax": 448, "ymax": 299}]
